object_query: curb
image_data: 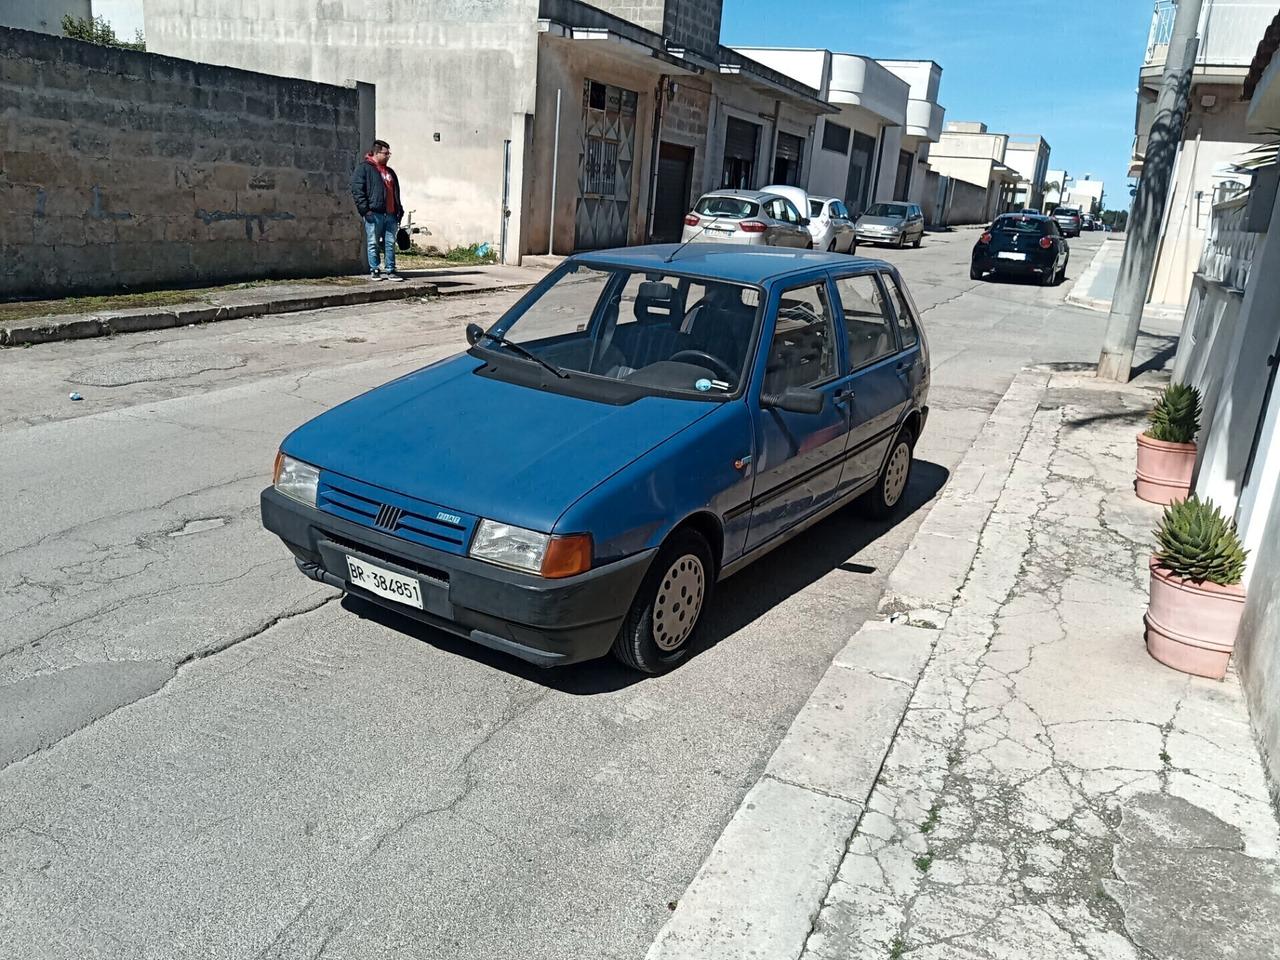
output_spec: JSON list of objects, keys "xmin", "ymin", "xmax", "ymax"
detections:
[
  {"xmin": 0, "ymin": 280, "xmax": 451, "ymax": 348},
  {"xmin": 646, "ymin": 369, "xmax": 1052, "ymax": 960},
  {"xmin": 1065, "ymin": 235, "xmax": 1123, "ymax": 312}
]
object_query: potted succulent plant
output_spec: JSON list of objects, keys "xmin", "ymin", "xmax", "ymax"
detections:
[
  {"xmin": 1136, "ymin": 383, "xmax": 1202, "ymax": 504},
  {"xmin": 1145, "ymin": 496, "xmax": 1248, "ymax": 680}
]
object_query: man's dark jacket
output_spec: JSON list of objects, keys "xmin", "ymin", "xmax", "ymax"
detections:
[{"xmin": 350, "ymin": 160, "xmax": 403, "ymax": 220}]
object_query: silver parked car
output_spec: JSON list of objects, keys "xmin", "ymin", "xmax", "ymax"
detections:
[
  {"xmin": 681, "ymin": 190, "xmax": 812, "ymax": 247},
  {"xmin": 856, "ymin": 202, "xmax": 926, "ymax": 248},
  {"xmin": 807, "ymin": 197, "xmax": 858, "ymax": 253}
]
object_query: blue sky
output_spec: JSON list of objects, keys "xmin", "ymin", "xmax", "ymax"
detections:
[{"xmin": 722, "ymin": 0, "xmax": 1154, "ymax": 210}]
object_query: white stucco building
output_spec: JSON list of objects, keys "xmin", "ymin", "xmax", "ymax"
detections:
[
  {"xmin": 1129, "ymin": 0, "xmax": 1276, "ymax": 307},
  {"xmin": 1170, "ymin": 9, "xmax": 1280, "ymax": 799},
  {"xmin": 730, "ymin": 49, "xmax": 945, "ymax": 216},
  {"xmin": 927, "ymin": 121, "xmax": 1027, "ymax": 223},
  {"xmin": 1003, "ymin": 135, "xmax": 1051, "ymax": 211}
]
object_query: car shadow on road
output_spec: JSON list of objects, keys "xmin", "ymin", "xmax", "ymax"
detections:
[{"xmin": 343, "ymin": 460, "xmax": 949, "ymax": 694}]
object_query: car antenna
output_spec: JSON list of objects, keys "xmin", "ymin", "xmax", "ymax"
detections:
[{"xmin": 664, "ymin": 215, "xmax": 719, "ymax": 263}]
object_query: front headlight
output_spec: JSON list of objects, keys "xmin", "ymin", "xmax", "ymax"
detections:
[
  {"xmin": 273, "ymin": 452, "xmax": 319, "ymax": 507},
  {"xmin": 470, "ymin": 519, "xmax": 592, "ymax": 578}
]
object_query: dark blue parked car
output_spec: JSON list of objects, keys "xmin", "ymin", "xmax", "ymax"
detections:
[{"xmin": 262, "ymin": 246, "xmax": 930, "ymax": 673}]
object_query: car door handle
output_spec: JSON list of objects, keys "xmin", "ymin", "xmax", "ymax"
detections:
[{"xmin": 834, "ymin": 388, "xmax": 855, "ymax": 405}]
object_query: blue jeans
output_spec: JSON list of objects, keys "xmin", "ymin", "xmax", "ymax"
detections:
[{"xmin": 364, "ymin": 212, "xmax": 397, "ymax": 273}]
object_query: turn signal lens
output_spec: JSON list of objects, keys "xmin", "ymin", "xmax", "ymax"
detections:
[
  {"xmin": 541, "ymin": 534, "xmax": 593, "ymax": 579},
  {"xmin": 738, "ymin": 220, "xmax": 767, "ymax": 234},
  {"xmin": 1039, "ymin": 236, "xmax": 1054, "ymax": 249},
  {"xmin": 978, "ymin": 232, "xmax": 992, "ymax": 244},
  {"xmin": 684, "ymin": 213, "xmax": 700, "ymax": 226}
]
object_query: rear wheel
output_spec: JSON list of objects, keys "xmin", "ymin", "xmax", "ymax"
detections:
[
  {"xmin": 970, "ymin": 264, "xmax": 982, "ymax": 281},
  {"xmin": 611, "ymin": 530, "xmax": 714, "ymax": 674},
  {"xmin": 861, "ymin": 428, "xmax": 915, "ymax": 518}
]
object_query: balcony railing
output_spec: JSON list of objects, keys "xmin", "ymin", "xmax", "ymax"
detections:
[
  {"xmin": 1199, "ymin": 194, "xmax": 1256, "ymax": 291},
  {"xmin": 1144, "ymin": 0, "xmax": 1276, "ymax": 69}
]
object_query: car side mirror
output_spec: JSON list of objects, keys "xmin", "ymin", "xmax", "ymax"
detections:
[
  {"xmin": 761, "ymin": 386, "xmax": 824, "ymax": 415},
  {"xmin": 466, "ymin": 322, "xmax": 484, "ymax": 346}
]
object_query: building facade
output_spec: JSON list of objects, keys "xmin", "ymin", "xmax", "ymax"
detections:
[
  {"xmin": 928, "ymin": 121, "xmax": 1026, "ymax": 223},
  {"xmin": 1003, "ymin": 135, "xmax": 1051, "ymax": 211},
  {"xmin": 1129, "ymin": 0, "xmax": 1276, "ymax": 306},
  {"xmin": 1170, "ymin": 11, "xmax": 1280, "ymax": 796}
]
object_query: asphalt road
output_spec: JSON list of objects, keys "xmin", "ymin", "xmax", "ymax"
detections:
[{"xmin": 0, "ymin": 228, "xmax": 1173, "ymax": 959}]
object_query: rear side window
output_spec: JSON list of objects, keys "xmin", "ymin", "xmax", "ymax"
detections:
[
  {"xmin": 834, "ymin": 274, "xmax": 896, "ymax": 369},
  {"xmin": 884, "ymin": 275, "xmax": 919, "ymax": 350},
  {"xmin": 809, "ymin": 200, "xmax": 825, "ymax": 217},
  {"xmin": 765, "ymin": 282, "xmax": 838, "ymax": 392},
  {"xmin": 695, "ymin": 196, "xmax": 758, "ymax": 218}
]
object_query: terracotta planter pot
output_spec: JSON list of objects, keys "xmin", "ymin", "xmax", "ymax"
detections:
[
  {"xmin": 1145, "ymin": 557, "xmax": 1246, "ymax": 680},
  {"xmin": 1135, "ymin": 432, "xmax": 1196, "ymax": 504}
]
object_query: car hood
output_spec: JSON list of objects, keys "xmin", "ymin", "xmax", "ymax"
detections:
[
  {"xmin": 858, "ymin": 216, "xmax": 905, "ymax": 228},
  {"xmin": 283, "ymin": 355, "xmax": 717, "ymax": 532}
]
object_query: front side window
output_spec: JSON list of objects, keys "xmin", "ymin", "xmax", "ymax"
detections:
[
  {"xmin": 764, "ymin": 282, "xmax": 838, "ymax": 394},
  {"xmin": 482, "ymin": 263, "xmax": 763, "ymax": 400},
  {"xmin": 834, "ymin": 274, "xmax": 896, "ymax": 368},
  {"xmin": 884, "ymin": 274, "xmax": 919, "ymax": 350}
]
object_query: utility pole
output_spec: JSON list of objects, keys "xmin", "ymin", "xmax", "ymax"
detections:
[{"xmin": 1097, "ymin": 0, "xmax": 1202, "ymax": 381}]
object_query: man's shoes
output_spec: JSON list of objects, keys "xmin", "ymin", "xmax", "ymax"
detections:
[
  {"xmin": 385, "ymin": 273, "xmax": 406, "ymax": 282},
  {"xmin": 370, "ymin": 271, "xmax": 385, "ymax": 281}
]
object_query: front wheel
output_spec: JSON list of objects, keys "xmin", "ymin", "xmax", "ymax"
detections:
[
  {"xmin": 861, "ymin": 428, "xmax": 915, "ymax": 519},
  {"xmin": 912, "ymin": 233, "xmax": 922, "ymax": 249},
  {"xmin": 896, "ymin": 234, "xmax": 907, "ymax": 249},
  {"xmin": 611, "ymin": 530, "xmax": 714, "ymax": 674}
]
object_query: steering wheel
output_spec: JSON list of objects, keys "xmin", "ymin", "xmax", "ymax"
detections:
[{"xmin": 669, "ymin": 349, "xmax": 737, "ymax": 383}]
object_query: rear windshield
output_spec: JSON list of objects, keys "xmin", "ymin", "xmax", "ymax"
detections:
[
  {"xmin": 1055, "ymin": 208, "xmax": 1080, "ymax": 217},
  {"xmin": 994, "ymin": 216, "xmax": 1048, "ymax": 234},
  {"xmin": 809, "ymin": 200, "xmax": 825, "ymax": 217},
  {"xmin": 865, "ymin": 203, "xmax": 909, "ymax": 218},
  {"xmin": 695, "ymin": 196, "xmax": 759, "ymax": 219}
]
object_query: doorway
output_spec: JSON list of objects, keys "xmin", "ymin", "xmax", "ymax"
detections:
[
  {"xmin": 575, "ymin": 78, "xmax": 639, "ymax": 250},
  {"xmin": 722, "ymin": 117, "xmax": 759, "ymax": 189},
  {"xmin": 652, "ymin": 142, "xmax": 695, "ymax": 243},
  {"xmin": 773, "ymin": 132, "xmax": 805, "ymax": 186}
]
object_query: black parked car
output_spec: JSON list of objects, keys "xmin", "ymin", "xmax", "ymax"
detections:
[
  {"xmin": 971, "ymin": 213, "xmax": 1070, "ymax": 285},
  {"xmin": 1051, "ymin": 206, "xmax": 1083, "ymax": 237}
]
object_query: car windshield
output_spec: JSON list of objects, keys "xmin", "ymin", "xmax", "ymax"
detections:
[
  {"xmin": 694, "ymin": 196, "xmax": 758, "ymax": 219},
  {"xmin": 994, "ymin": 216, "xmax": 1047, "ymax": 234},
  {"xmin": 865, "ymin": 203, "xmax": 908, "ymax": 218},
  {"xmin": 1056, "ymin": 209, "xmax": 1080, "ymax": 217},
  {"xmin": 808, "ymin": 200, "xmax": 826, "ymax": 217},
  {"xmin": 477, "ymin": 263, "xmax": 764, "ymax": 400}
]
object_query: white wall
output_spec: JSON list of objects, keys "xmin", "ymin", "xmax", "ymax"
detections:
[
  {"xmin": 92, "ymin": 0, "xmax": 143, "ymax": 38},
  {"xmin": 144, "ymin": 0, "xmax": 541, "ymax": 254}
]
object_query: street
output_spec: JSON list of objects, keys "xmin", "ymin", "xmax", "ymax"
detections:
[{"xmin": 1, "ymin": 229, "xmax": 1164, "ymax": 960}]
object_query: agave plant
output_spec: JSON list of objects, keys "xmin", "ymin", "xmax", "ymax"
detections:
[
  {"xmin": 1146, "ymin": 382, "xmax": 1202, "ymax": 444},
  {"xmin": 1154, "ymin": 496, "xmax": 1247, "ymax": 586}
]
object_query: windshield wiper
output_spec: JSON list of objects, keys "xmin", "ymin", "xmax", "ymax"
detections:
[{"xmin": 477, "ymin": 331, "xmax": 568, "ymax": 379}]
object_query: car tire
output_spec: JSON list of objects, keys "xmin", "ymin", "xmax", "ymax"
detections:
[
  {"xmin": 861, "ymin": 427, "xmax": 915, "ymax": 519},
  {"xmin": 970, "ymin": 264, "xmax": 982, "ymax": 281},
  {"xmin": 896, "ymin": 234, "xmax": 907, "ymax": 249},
  {"xmin": 912, "ymin": 234, "xmax": 922, "ymax": 249},
  {"xmin": 827, "ymin": 239, "xmax": 837, "ymax": 252},
  {"xmin": 611, "ymin": 529, "xmax": 714, "ymax": 674}
]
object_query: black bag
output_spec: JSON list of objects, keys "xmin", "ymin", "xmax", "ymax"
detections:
[{"xmin": 396, "ymin": 227, "xmax": 411, "ymax": 251}]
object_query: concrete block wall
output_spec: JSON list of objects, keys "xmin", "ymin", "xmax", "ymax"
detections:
[{"xmin": 0, "ymin": 27, "xmax": 368, "ymax": 298}]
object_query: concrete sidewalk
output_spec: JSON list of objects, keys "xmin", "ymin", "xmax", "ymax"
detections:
[
  {"xmin": 649, "ymin": 369, "xmax": 1280, "ymax": 960},
  {"xmin": 0, "ymin": 263, "xmax": 550, "ymax": 347},
  {"xmin": 1067, "ymin": 234, "xmax": 1125, "ymax": 312}
]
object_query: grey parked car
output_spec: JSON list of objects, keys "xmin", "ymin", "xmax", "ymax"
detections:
[
  {"xmin": 1052, "ymin": 207, "xmax": 1083, "ymax": 237},
  {"xmin": 681, "ymin": 190, "xmax": 812, "ymax": 247},
  {"xmin": 855, "ymin": 202, "xmax": 926, "ymax": 248},
  {"xmin": 807, "ymin": 197, "xmax": 858, "ymax": 253}
]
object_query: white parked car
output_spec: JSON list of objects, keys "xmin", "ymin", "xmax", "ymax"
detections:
[
  {"xmin": 680, "ymin": 190, "xmax": 811, "ymax": 247},
  {"xmin": 806, "ymin": 197, "xmax": 857, "ymax": 253}
]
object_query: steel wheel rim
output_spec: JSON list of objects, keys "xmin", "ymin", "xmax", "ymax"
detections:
[
  {"xmin": 884, "ymin": 442, "xmax": 911, "ymax": 507},
  {"xmin": 652, "ymin": 554, "xmax": 706, "ymax": 652}
]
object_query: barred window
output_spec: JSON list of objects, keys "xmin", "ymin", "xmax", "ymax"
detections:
[{"xmin": 585, "ymin": 137, "xmax": 618, "ymax": 196}]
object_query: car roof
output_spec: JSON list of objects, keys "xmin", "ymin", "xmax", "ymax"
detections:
[{"xmin": 572, "ymin": 244, "xmax": 894, "ymax": 285}]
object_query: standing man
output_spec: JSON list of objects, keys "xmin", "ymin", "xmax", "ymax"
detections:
[{"xmin": 350, "ymin": 140, "xmax": 405, "ymax": 281}]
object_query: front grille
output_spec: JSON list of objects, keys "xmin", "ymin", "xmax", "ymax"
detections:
[{"xmin": 317, "ymin": 473, "xmax": 477, "ymax": 556}]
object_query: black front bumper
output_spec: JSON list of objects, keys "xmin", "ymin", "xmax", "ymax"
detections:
[{"xmin": 260, "ymin": 487, "xmax": 655, "ymax": 668}]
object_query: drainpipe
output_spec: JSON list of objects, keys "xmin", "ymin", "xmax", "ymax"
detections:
[
  {"xmin": 768, "ymin": 99, "xmax": 781, "ymax": 186},
  {"xmin": 548, "ymin": 88, "xmax": 562, "ymax": 255},
  {"xmin": 646, "ymin": 75, "xmax": 670, "ymax": 242}
]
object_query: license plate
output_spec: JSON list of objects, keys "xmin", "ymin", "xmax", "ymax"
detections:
[
  {"xmin": 997, "ymin": 252, "xmax": 1027, "ymax": 261},
  {"xmin": 345, "ymin": 555, "xmax": 423, "ymax": 609}
]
